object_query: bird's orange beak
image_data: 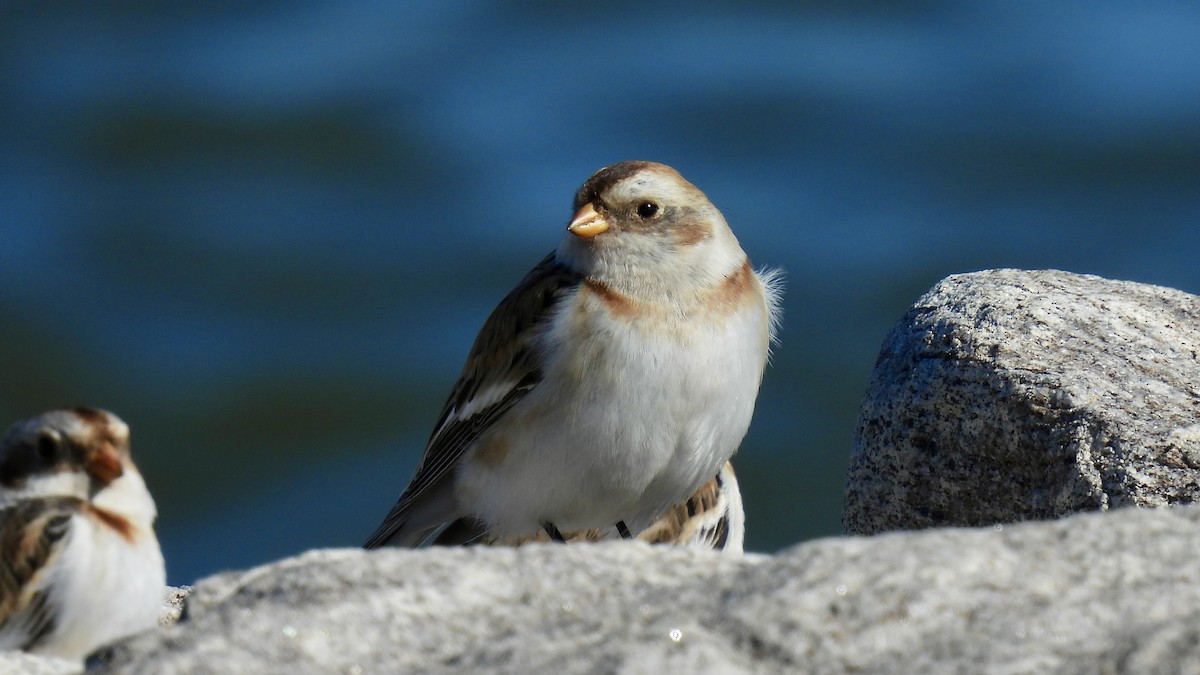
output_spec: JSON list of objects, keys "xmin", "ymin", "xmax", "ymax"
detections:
[{"xmin": 567, "ymin": 203, "xmax": 609, "ymax": 239}]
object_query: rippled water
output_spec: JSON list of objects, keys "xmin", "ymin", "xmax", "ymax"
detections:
[{"xmin": 2, "ymin": 2, "xmax": 1198, "ymax": 584}]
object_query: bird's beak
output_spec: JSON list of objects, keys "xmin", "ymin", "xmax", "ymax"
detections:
[
  {"xmin": 86, "ymin": 443, "xmax": 125, "ymax": 485},
  {"xmin": 567, "ymin": 203, "xmax": 609, "ymax": 239}
]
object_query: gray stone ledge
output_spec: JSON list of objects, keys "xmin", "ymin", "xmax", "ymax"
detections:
[{"xmin": 80, "ymin": 506, "xmax": 1200, "ymax": 674}]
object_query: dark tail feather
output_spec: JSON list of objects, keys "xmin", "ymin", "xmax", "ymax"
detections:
[{"xmin": 430, "ymin": 518, "xmax": 489, "ymax": 546}]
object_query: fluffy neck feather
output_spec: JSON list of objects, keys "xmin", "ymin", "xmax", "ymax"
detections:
[
  {"xmin": 91, "ymin": 469, "xmax": 157, "ymax": 527},
  {"xmin": 556, "ymin": 223, "xmax": 747, "ymax": 306}
]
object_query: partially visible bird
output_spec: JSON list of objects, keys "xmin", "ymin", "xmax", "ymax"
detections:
[
  {"xmin": 365, "ymin": 161, "xmax": 781, "ymax": 548},
  {"xmin": 0, "ymin": 408, "xmax": 165, "ymax": 660},
  {"xmin": 434, "ymin": 461, "xmax": 745, "ymax": 552}
]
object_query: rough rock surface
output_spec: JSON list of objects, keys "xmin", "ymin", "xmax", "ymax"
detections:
[
  {"xmin": 71, "ymin": 506, "xmax": 1200, "ymax": 674},
  {"xmin": 845, "ymin": 269, "xmax": 1200, "ymax": 535},
  {"xmin": 0, "ymin": 652, "xmax": 80, "ymax": 675}
]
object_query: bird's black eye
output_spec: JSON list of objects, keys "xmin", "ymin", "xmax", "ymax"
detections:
[
  {"xmin": 635, "ymin": 201, "xmax": 659, "ymax": 219},
  {"xmin": 36, "ymin": 433, "xmax": 58, "ymax": 462}
]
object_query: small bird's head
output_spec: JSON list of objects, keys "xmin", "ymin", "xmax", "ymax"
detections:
[
  {"xmin": 557, "ymin": 161, "xmax": 746, "ymax": 296},
  {"xmin": 0, "ymin": 408, "xmax": 131, "ymax": 495}
]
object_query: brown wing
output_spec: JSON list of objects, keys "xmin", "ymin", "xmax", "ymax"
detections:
[
  {"xmin": 363, "ymin": 253, "xmax": 581, "ymax": 548},
  {"xmin": 0, "ymin": 497, "xmax": 81, "ymax": 650}
]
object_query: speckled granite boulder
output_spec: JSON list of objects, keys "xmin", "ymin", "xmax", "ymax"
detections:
[
  {"xmin": 846, "ymin": 269, "xmax": 1200, "ymax": 535},
  {"xmin": 74, "ymin": 506, "xmax": 1200, "ymax": 674}
]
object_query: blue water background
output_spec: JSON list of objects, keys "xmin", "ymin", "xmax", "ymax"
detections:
[{"xmin": 1, "ymin": 2, "xmax": 1198, "ymax": 584}]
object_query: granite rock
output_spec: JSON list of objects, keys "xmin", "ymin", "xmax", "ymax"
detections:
[
  {"xmin": 85, "ymin": 506, "xmax": 1200, "ymax": 674},
  {"xmin": 846, "ymin": 269, "xmax": 1200, "ymax": 535}
]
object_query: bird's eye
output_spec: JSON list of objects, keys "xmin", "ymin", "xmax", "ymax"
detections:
[
  {"xmin": 35, "ymin": 433, "xmax": 58, "ymax": 461},
  {"xmin": 635, "ymin": 202, "xmax": 660, "ymax": 219}
]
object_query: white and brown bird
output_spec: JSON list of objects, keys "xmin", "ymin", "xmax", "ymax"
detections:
[
  {"xmin": 434, "ymin": 461, "xmax": 745, "ymax": 552},
  {"xmin": 0, "ymin": 408, "xmax": 165, "ymax": 660},
  {"xmin": 364, "ymin": 161, "xmax": 781, "ymax": 548}
]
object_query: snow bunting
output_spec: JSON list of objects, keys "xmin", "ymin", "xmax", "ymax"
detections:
[
  {"xmin": 0, "ymin": 408, "xmax": 165, "ymax": 659},
  {"xmin": 364, "ymin": 161, "xmax": 781, "ymax": 548},
  {"xmin": 433, "ymin": 461, "xmax": 745, "ymax": 552}
]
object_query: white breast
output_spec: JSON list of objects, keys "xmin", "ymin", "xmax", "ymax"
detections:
[
  {"xmin": 457, "ymin": 275, "xmax": 772, "ymax": 536},
  {"xmin": 31, "ymin": 475, "xmax": 165, "ymax": 659}
]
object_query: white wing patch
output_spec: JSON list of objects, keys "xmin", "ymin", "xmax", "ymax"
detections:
[{"xmin": 429, "ymin": 382, "xmax": 523, "ymax": 443}]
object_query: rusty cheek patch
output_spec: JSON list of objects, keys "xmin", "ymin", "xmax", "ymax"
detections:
[
  {"xmin": 84, "ymin": 504, "xmax": 137, "ymax": 543},
  {"xmin": 85, "ymin": 446, "xmax": 124, "ymax": 485},
  {"xmin": 69, "ymin": 407, "xmax": 130, "ymax": 483},
  {"xmin": 666, "ymin": 213, "xmax": 711, "ymax": 247}
]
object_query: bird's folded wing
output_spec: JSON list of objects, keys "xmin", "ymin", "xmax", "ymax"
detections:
[
  {"xmin": 364, "ymin": 253, "xmax": 581, "ymax": 547},
  {"xmin": 0, "ymin": 497, "xmax": 82, "ymax": 650}
]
